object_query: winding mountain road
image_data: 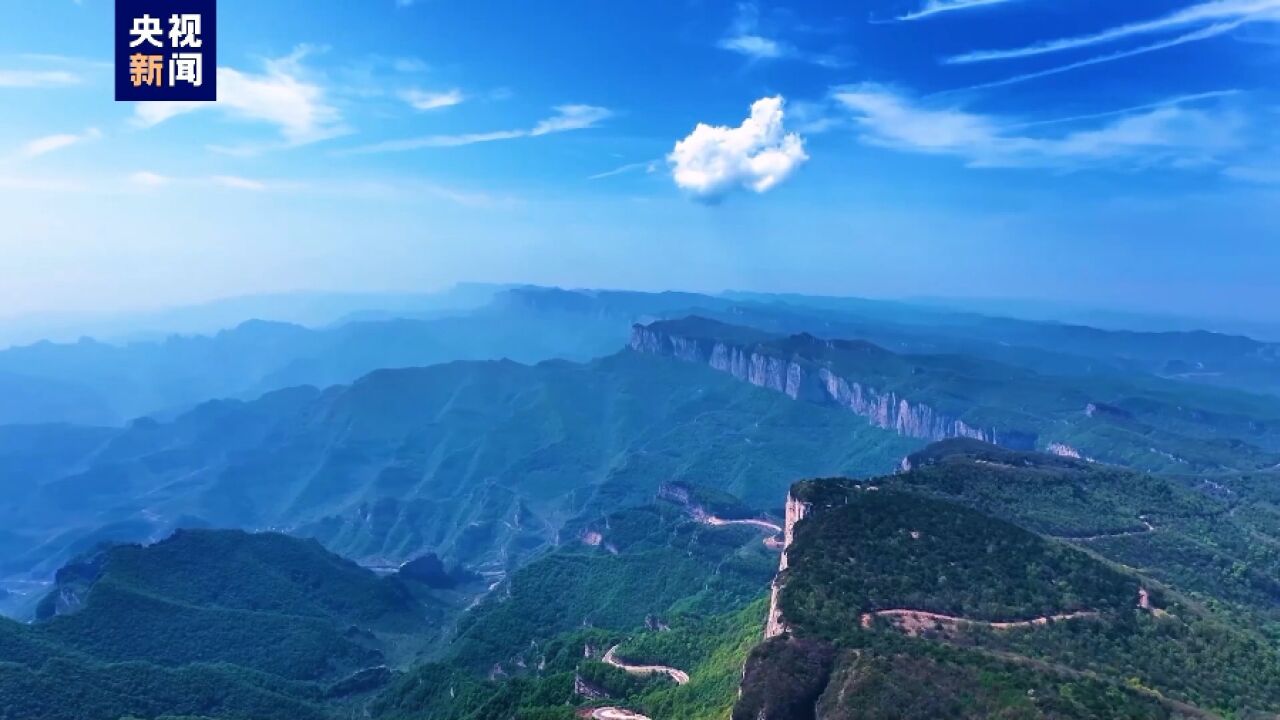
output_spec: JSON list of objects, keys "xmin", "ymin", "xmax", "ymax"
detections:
[
  {"xmin": 862, "ymin": 609, "xmax": 1099, "ymax": 635},
  {"xmin": 702, "ymin": 516, "xmax": 783, "ymax": 535},
  {"xmin": 1058, "ymin": 518, "xmax": 1156, "ymax": 542},
  {"xmin": 602, "ymin": 645, "xmax": 691, "ymax": 685},
  {"xmin": 590, "ymin": 708, "xmax": 653, "ymax": 720}
]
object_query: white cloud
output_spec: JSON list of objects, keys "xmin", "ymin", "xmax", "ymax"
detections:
[
  {"xmin": 719, "ymin": 34, "xmax": 786, "ymax": 59},
  {"xmin": 956, "ymin": 23, "xmax": 1251, "ymax": 92},
  {"xmin": 589, "ymin": 159, "xmax": 660, "ymax": 180},
  {"xmin": 947, "ymin": 0, "xmax": 1280, "ymax": 64},
  {"xmin": 530, "ymin": 104, "xmax": 612, "ymax": 135},
  {"xmin": 344, "ymin": 104, "xmax": 611, "ymax": 154},
  {"xmin": 832, "ymin": 84, "xmax": 1244, "ymax": 169},
  {"xmin": 134, "ymin": 48, "xmax": 343, "ymax": 147},
  {"xmin": 668, "ymin": 96, "xmax": 808, "ymax": 199},
  {"xmin": 0, "ymin": 69, "xmax": 80, "ymax": 87},
  {"xmin": 19, "ymin": 128, "xmax": 101, "ymax": 158},
  {"xmin": 717, "ymin": 2, "xmax": 847, "ymax": 66},
  {"xmin": 897, "ymin": 0, "xmax": 1021, "ymax": 21},
  {"xmin": 401, "ymin": 88, "xmax": 464, "ymax": 110}
]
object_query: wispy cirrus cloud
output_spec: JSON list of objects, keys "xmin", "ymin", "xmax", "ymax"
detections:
[
  {"xmin": 833, "ymin": 84, "xmax": 1245, "ymax": 170},
  {"xmin": 896, "ymin": 0, "xmax": 1023, "ymax": 22},
  {"xmin": 400, "ymin": 88, "xmax": 465, "ymax": 111},
  {"xmin": 668, "ymin": 96, "xmax": 808, "ymax": 199},
  {"xmin": 19, "ymin": 128, "xmax": 101, "ymax": 158},
  {"xmin": 718, "ymin": 3, "xmax": 849, "ymax": 67},
  {"xmin": 134, "ymin": 47, "xmax": 345, "ymax": 149},
  {"xmin": 718, "ymin": 34, "xmax": 786, "ymax": 59},
  {"xmin": 589, "ymin": 159, "xmax": 660, "ymax": 181},
  {"xmin": 947, "ymin": 0, "xmax": 1280, "ymax": 64},
  {"xmin": 343, "ymin": 104, "xmax": 611, "ymax": 154},
  {"xmin": 955, "ymin": 21, "xmax": 1254, "ymax": 92}
]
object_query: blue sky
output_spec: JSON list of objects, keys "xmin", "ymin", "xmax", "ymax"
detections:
[{"xmin": 1, "ymin": 0, "xmax": 1278, "ymax": 321}]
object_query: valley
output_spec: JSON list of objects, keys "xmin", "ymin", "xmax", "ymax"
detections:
[{"xmin": 3, "ymin": 286, "xmax": 1280, "ymax": 719}]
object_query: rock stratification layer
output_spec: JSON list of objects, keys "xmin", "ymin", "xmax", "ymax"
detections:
[{"xmin": 630, "ymin": 322, "xmax": 1035, "ymax": 449}]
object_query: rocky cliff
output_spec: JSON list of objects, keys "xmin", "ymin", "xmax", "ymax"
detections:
[
  {"xmin": 630, "ymin": 323, "xmax": 1035, "ymax": 450},
  {"xmin": 765, "ymin": 493, "xmax": 811, "ymax": 639}
]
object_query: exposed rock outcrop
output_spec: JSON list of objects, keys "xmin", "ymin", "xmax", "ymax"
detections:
[
  {"xmin": 574, "ymin": 672, "xmax": 613, "ymax": 701},
  {"xmin": 630, "ymin": 323, "xmax": 1036, "ymax": 450},
  {"xmin": 1047, "ymin": 442, "xmax": 1083, "ymax": 460},
  {"xmin": 765, "ymin": 493, "xmax": 811, "ymax": 639}
]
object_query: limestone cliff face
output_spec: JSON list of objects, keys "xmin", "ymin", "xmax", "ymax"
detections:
[
  {"xmin": 1047, "ymin": 442, "xmax": 1082, "ymax": 459},
  {"xmin": 765, "ymin": 493, "xmax": 811, "ymax": 639},
  {"xmin": 630, "ymin": 324, "xmax": 1034, "ymax": 449}
]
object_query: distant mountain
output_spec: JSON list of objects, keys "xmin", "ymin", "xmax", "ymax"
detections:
[
  {"xmin": 0, "ymin": 284, "xmax": 509, "ymax": 349},
  {"xmin": 718, "ymin": 291, "xmax": 1280, "ymax": 398},
  {"xmin": 735, "ymin": 442, "xmax": 1280, "ymax": 719},
  {"xmin": 7, "ymin": 285, "xmax": 1279, "ymax": 427},
  {"xmin": 0, "ymin": 350, "xmax": 916, "ymax": 587},
  {"xmin": 0, "ymin": 529, "xmax": 451, "ymax": 720},
  {"xmin": 632, "ymin": 316, "xmax": 1280, "ymax": 472},
  {"xmin": 0, "ymin": 287, "xmax": 707, "ymax": 426},
  {"xmin": 904, "ymin": 293, "xmax": 1280, "ymax": 342}
]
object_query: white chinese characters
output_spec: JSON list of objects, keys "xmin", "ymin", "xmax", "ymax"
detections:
[
  {"xmin": 169, "ymin": 14, "xmax": 203, "ymax": 48},
  {"xmin": 128, "ymin": 14, "xmax": 164, "ymax": 48},
  {"xmin": 127, "ymin": 12, "xmax": 205, "ymax": 89},
  {"xmin": 170, "ymin": 53, "xmax": 203, "ymax": 87}
]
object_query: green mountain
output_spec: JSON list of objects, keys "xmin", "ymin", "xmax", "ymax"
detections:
[
  {"xmin": 0, "ymin": 290, "xmax": 651, "ymax": 427},
  {"xmin": 7, "ymin": 286, "xmax": 1280, "ymax": 428},
  {"xmin": 737, "ymin": 442, "xmax": 1280, "ymax": 719},
  {"xmin": 632, "ymin": 317, "xmax": 1280, "ymax": 472},
  {"xmin": 371, "ymin": 496, "xmax": 780, "ymax": 720},
  {"xmin": 0, "ymin": 350, "xmax": 916, "ymax": 587},
  {"xmin": 9, "ymin": 443, "xmax": 1280, "ymax": 720},
  {"xmin": 0, "ymin": 529, "xmax": 455, "ymax": 720}
]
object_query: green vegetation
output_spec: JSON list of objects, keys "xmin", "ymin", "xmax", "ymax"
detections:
[
  {"xmin": 781, "ymin": 491, "xmax": 1140, "ymax": 629},
  {"xmin": 641, "ymin": 317, "xmax": 1280, "ymax": 473},
  {"xmin": 814, "ymin": 642, "xmax": 1178, "ymax": 720},
  {"xmin": 763, "ymin": 451, "xmax": 1280, "ymax": 718},
  {"xmin": 4, "ymin": 349, "xmax": 916, "ymax": 582},
  {"xmin": 373, "ymin": 505, "xmax": 776, "ymax": 720},
  {"xmin": 859, "ymin": 441, "xmax": 1280, "ymax": 627},
  {"xmin": 0, "ymin": 529, "xmax": 449, "ymax": 720},
  {"xmin": 737, "ymin": 633, "xmax": 1179, "ymax": 719}
]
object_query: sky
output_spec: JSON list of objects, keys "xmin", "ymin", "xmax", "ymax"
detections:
[{"xmin": 0, "ymin": 0, "xmax": 1278, "ymax": 322}]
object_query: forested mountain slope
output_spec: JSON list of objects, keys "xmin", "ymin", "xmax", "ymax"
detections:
[
  {"xmin": 632, "ymin": 317, "xmax": 1280, "ymax": 472},
  {"xmin": 0, "ymin": 530, "xmax": 456, "ymax": 720},
  {"xmin": 0, "ymin": 351, "xmax": 916, "ymax": 591},
  {"xmin": 739, "ymin": 442, "xmax": 1280, "ymax": 719},
  {"xmin": 6, "ymin": 286, "xmax": 1279, "ymax": 428}
]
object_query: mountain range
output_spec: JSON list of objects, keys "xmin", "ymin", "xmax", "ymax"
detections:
[
  {"xmin": 4, "ymin": 285, "xmax": 1280, "ymax": 719},
  {"xmin": 4, "ymin": 286, "xmax": 1280, "ymax": 427}
]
